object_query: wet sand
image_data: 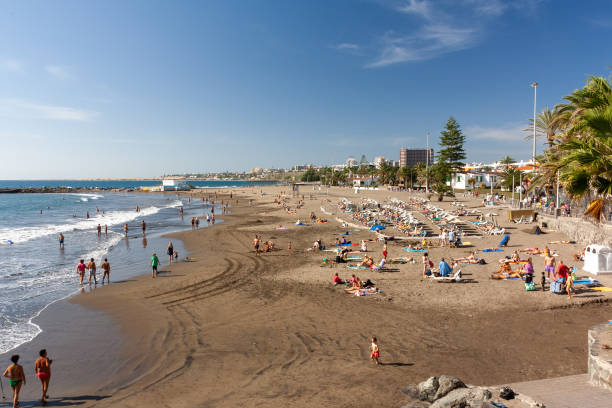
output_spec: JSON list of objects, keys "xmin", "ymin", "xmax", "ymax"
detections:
[{"xmin": 6, "ymin": 186, "xmax": 612, "ymax": 407}]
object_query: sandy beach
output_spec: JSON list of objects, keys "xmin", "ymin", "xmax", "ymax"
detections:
[{"xmin": 6, "ymin": 185, "xmax": 612, "ymax": 407}]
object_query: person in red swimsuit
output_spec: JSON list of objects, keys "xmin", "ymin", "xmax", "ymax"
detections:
[
  {"xmin": 35, "ymin": 349, "xmax": 52, "ymax": 404},
  {"xmin": 370, "ymin": 337, "xmax": 380, "ymax": 365}
]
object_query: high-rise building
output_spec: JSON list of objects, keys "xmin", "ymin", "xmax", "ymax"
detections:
[{"xmin": 399, "ymin": 148, "xmax": 434, "ymax": 168}]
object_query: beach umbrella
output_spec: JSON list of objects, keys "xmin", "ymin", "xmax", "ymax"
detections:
[{"xmin": 370, "ymin": 225, "xmax": 386, "ymax": 231}]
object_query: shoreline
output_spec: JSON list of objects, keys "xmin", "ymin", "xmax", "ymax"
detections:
[{"xmin": 4, "ymin": 186, "xmax": 612, "ymax": 407}]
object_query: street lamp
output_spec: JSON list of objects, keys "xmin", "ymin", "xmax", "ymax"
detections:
[
  {"xmin": 425, "ymin": 131, "xmax": 430, "ymax": 193},
  {"xmin": 531, "ymin": 82, "xmax": 538, "ymax": 174}
]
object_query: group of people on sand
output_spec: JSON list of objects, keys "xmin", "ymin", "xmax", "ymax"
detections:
[
  {"xmin": 332, "ymin": 273, "xmax": 378, "ymax": 294},
  {"xmin": 3, "ymin": 349, "xmax": 52, "ymax": 407}
]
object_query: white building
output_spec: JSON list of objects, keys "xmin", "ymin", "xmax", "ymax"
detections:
[
  {"xmin": 161, "ymin": 178, "xmax": 189, "ymax": 191},
  {"xmin": 373, "ymin": 156, "xmax": 387, "ymax": 169},
  {"xmin": 448, "ymin": 171, "xmax": 501, "ymax": 189},
  {"xmin": 346, "ymin": 157, "xmax": 358, "ymax": 168},
  {"xmin": 350, "ymin": 177, "xmax": 376, "ymax": 187}
]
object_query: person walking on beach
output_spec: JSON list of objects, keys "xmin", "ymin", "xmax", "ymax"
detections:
[
  {"xmin": 87, "ymin": 258, "xmax": 97, "ymax": 285},
  {"xmin": 58, "ymin": 233, "xmax": 64, "ymax": 249},
  {"xmin": 195, "ymin": 217, "xmax": 200, "ymax": 229},
  {"xmin": 3, "ymin": 354, "xmax": 25, "ymax": 408},
  {"xmin": 101, "ymin": 258, "xmax": 111, "ymax": 284},
  {"xmin": 191, "ymin": 217, "xmax": 195, "ymax": 230},
  {"xmin": 253, "ymin": 235, "xmax": 260, "ymax": 256},
  {"xmin": 544, "ymin": 253, "xmax": 556, "ymax": 280},
  {"xmin": 35, "ymin": 349, "xmax": 52, "ymax": 404},
  {"xmin": 167, "ymin": 242, "xmax": 174, "ymax": 265},
  {"xmin": 370, "ymin": 337, "xmax": 380, "ymax": 365},
  {"xmin": 76, "ymin": 259, "xmax": 86, "ymax": 285},
  {"xmin": 151, "ymin": 252, "xmax": 159, "ymax": 278},
  {"xmin": 97, "ymin": 224, "xmax": 102, "ymax": 237}
]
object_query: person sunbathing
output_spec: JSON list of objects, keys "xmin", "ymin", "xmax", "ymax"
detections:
[
  {"xmin": 573, "ymin": 248, "xmax": 586, "ymax": 262},
  {"xmin": 548, "ymin": 240, "xmax": 576, "ymax": 244},
  {"xmin": 359, "ymin": 256, "xmax": 374, "ymax": 268},
  {"xmin": 511, "ymin": 250, "xmax": 521, "ymax": 262},
  {"xmin": 490, "ymin": 261, "xmax": 521, "ymax": 279},
  {"xmin": 520, "ymin": 247, "xmax": 539, "ymax": 253},
  {"xmin": 454, "ymin": 251, "xmax": 479, "ymax": 263},
  {"xmin": 344, "ymin": 277, "xmax": 364, "ymax": 294}
]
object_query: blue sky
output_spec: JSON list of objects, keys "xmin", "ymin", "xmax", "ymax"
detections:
[{"xmin": 1, "ymin": 0, "xmax": 611, "ymax": 178}]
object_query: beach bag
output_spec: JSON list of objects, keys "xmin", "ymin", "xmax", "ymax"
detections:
[
  {"xmin": 478, "ymin": 259, "xmax": 486, "ymax": 265},
  {"xmin": 500, "ymin": 387, "xmax": 515, "ymax": 400},
  {"xmin": 525, "ymin": 282, "xmax": 535, "ymax": 291},
  {"xmin": 550, "ymin": 280, "xmax": 564, "ymax": 294}
]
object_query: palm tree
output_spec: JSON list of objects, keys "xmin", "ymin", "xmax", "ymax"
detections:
[
  {"xmin": 524, "ymin": 106, "xmax": 564, "ymax": 145},
  {"xmin": 533, "ymin": 74, "xmax": 612, "ymax": 221},
  {"xmin": 499, "ymin": 155, "xmax": 516, "ymax": 170},
  {"xmin": 467, "ymin": 177, "xmax": 477, "ymax": 190}
]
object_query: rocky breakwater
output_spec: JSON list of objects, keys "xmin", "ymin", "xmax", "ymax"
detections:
[{"xmin": 401, "ymin": 375, "xmax": 544, "ymax": 408}]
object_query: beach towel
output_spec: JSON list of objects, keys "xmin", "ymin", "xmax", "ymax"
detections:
[
  {"xmin": 354, "ymin": 288, "xmax": 380, "ymax": 296},
  {"xmin": 591, "ymin": 286, "xmax": 612, "ymax": 292},
  {"xmin": 403, "ymin": 248, "xmax": 426, "ymax": 252},
  {"xmin": 346, "ymin": 256, "xmax": 362, "ymax": 261},
  {"xmin": 347, "ymin": 265, "xmax": 370, "ymax": 270},
  {"xmin": 481, "ymin": 248, "xmax": 504, "ymax": 252},
  {"xmin": 336, "ymin": 243, "xmax": 352, "ymax": 246},
  {"xmin": 339, "ymin": 232, "xmax": 352, "ymax": 235},
  {"xmin": 573, "ymin": 279, "xmax": 598, "ymax": 285}
]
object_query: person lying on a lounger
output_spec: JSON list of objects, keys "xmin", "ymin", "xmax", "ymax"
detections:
[{"xmin": 490, "ymin": 261, "xmax": 521, "ymax": 279}]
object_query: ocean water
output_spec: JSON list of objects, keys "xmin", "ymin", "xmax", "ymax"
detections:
[
  {"xmin": 0, "ymin": 179, "xmax": 277, "ymax": 189},
  {"xmin": 0, "ymin": 192, "xmax": 221, "ymax": 354}
]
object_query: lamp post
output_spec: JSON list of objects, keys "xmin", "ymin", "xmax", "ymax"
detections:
[
  {"xmin": 531, "ymin": 82, "xmax": 538, "ymax": 174},
  {"xmin": 425, "ymin": 132, "xmax": 430, "ymax": 193}
]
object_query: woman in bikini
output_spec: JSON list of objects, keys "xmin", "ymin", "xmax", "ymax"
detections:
[
  {"xmin": 3, "ymin": 354, "xmax": 25, "ymax": 408},
  {"xmin": 35, "ymin": 349, "xmax": 52, "ymax": 404}
]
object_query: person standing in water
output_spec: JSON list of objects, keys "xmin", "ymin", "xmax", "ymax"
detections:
[
  {"xmin": 76, "ymin": 259, "xmax": 86, "ymax": 285},
  {"xmin": 34, "ymin": 349, "xmax": 52, "ymax": 404},
  {"xmin": 87, "ymin": 258, "xmax": 97, "ymax": 285},
  {"xmin": 101, "ymin": 258, "xmax": 111, "ymax": 284},
  {"xmin": 141, "ymin": 220, "xmax": 146, "ymax": 234},
  {"xmin": 151, "ymin": 252, "xmax": 159, "ymax": 278},
  {"xmin": 97, "ymin": 224, "xmax": 102, "ymax": 237},
  {"xmin": 123, "ymin": 223, "xmax": 129, "ymax": 236},
  {"xmin": 58, "ymin": 233, "xmax": 64, "ymax": 249},
  {"xmin": 167, "ymin": 242, "xmax": 174, "ymax": 264},
  {"xmin": 3, "ymin": 354, "xmax": 25, "ymax": 408}
]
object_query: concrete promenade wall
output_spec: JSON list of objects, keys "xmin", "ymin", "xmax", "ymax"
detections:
[
  {"xmin": 588, "ymin": 323, "xmax": 612, "ymax": 391},
  {"xmin": 539, "ymin": 214, "xmax": 612, "ymax": 248}
]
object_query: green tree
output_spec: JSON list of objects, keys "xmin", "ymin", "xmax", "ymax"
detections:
[
  {"xmin": 438, "ymin": 117, "xmax": 466, "ymax": 170},
  {"xmin": 499, "ymin": 155, "xmax": 516, "ymax": 169},
  {"xmin": 300, "ymin": 168, "xmax": 320, "ymax": 182},
  {"xmin": 501, "ymin": 168, "xmax": 522, "ymax": 190}
]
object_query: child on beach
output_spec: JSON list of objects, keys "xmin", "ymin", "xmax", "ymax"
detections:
[
  {"xmin": 3, "ymin": 354, "xmax": 25, "ymax": 408},
  {"xmin": 151, "ymin": 253, "xmax": 159, "ymax": 278},
  {"xmin": 370, "ymin": 337, "xmax": 380, "ymax": 365},
  {"xmin": 540, "ymin": 272, "xmax": 546, "ymax": 291},
  {"xmin": 566, "ymin": 273, "xmax": 574, "ymax": 299}
]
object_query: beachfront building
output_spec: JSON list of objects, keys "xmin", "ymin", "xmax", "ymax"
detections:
[
  {"xmin": 350, "ymin": 177, "xmax": 377, "ymax": 187},
  {"xmin": 399, "ymin": 148, "xmax": 434, "ymax": 168},
  {"xmin": 161, "ymin": 178, "xmax": 189, "ymax": 191},
  {"xmin": 449, "ymin": 171, "xmax": 500, "ymax": 189},
  {"xmin": 373, "ymin": 156, "xmax": 387, "ymax": 168},
  {"xmin": 345, "ymin": 157, "xmax": 358, "ymax": 168}
]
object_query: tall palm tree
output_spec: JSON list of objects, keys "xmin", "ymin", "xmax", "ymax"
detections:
[
  {"xmin": 524, "ymin": 106, "xmax": 564, "ymax": 145},
  {"xmin": 499, "ymin": 155, "xmax": 516, "ymax": 170}
]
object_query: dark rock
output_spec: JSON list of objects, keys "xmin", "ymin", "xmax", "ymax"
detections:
[
  {"xmin": 401, "ymin": 384, "xmax": 420, "ymax": 399},
  {"xmin": 418, "ymin": 377, "xmax": 440, "ymax": 402},
  {"xmin": 433, "ymin": 375, "xmax": 466, "ymax": 400}
]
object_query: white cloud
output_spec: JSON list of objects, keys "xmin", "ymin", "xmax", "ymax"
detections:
[
  {"xmin": 366, "ymin": 24, "xmax": 476, "ymax": 67},
  {"xmin": 0, "ymin": 99, "xmax": 99, "ymax": 121},
  {"xmin": 398, "ymin": 0, "xmax": 433, "ymax": 20},
  {"xmin": 45, "ymin": 65, "xmax": 73, "ymax": 80},
  {"xmin": 0, "ymin": 59, "xmax": 24, "ymax": 73},
  {"xmin": 335, "ymin": 43, "xmax": 360, "ymax": 51},
  {"xmin": 465, "ymin": 124, "xmax": 525, "ymax": 141}
]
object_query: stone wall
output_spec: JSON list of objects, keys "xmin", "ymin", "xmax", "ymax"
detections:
[
  {"xmin": 588, "ymin": 322, "xmax": 612, "ymax": 391},
  {"xmin": 539, "ymin": 214, "xmax": 612, "ymax": 248}
]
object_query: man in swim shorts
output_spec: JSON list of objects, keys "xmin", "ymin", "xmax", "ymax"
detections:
[
  {"xmin": 253, "ymin": 235, "xmax": 260, "ymax": 256},
  {"xmin": 35, "ymin": 349, "xmax": 52, "ymax": 404},
  {"xmin": 3, "ymin": 354, "xmax": 25, "ymax": 408},
  {"xmin": 370, "ymin": 337, "xmax": 380, "ymax": 365},
  {"xmin": 544, "ymin": 254, "xmax": 556, "ymax": 279},
  {"xmin": 76, "ymin": 259, "xmax": 86, "ymax": 284},
  {"xmin": 151, "ymin": 252, "xmax": 159, "ymax": 278},
  {"xmin": 58, "ymin": 233, "xmax": 64, "ymax": 249},
  {"xmin": 101, "ymin": 258, "xmax": 111, "ymax": 284},
  {"xmin": 87, "ymin": 257, "xmax": 97, "ymax": 285}
]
